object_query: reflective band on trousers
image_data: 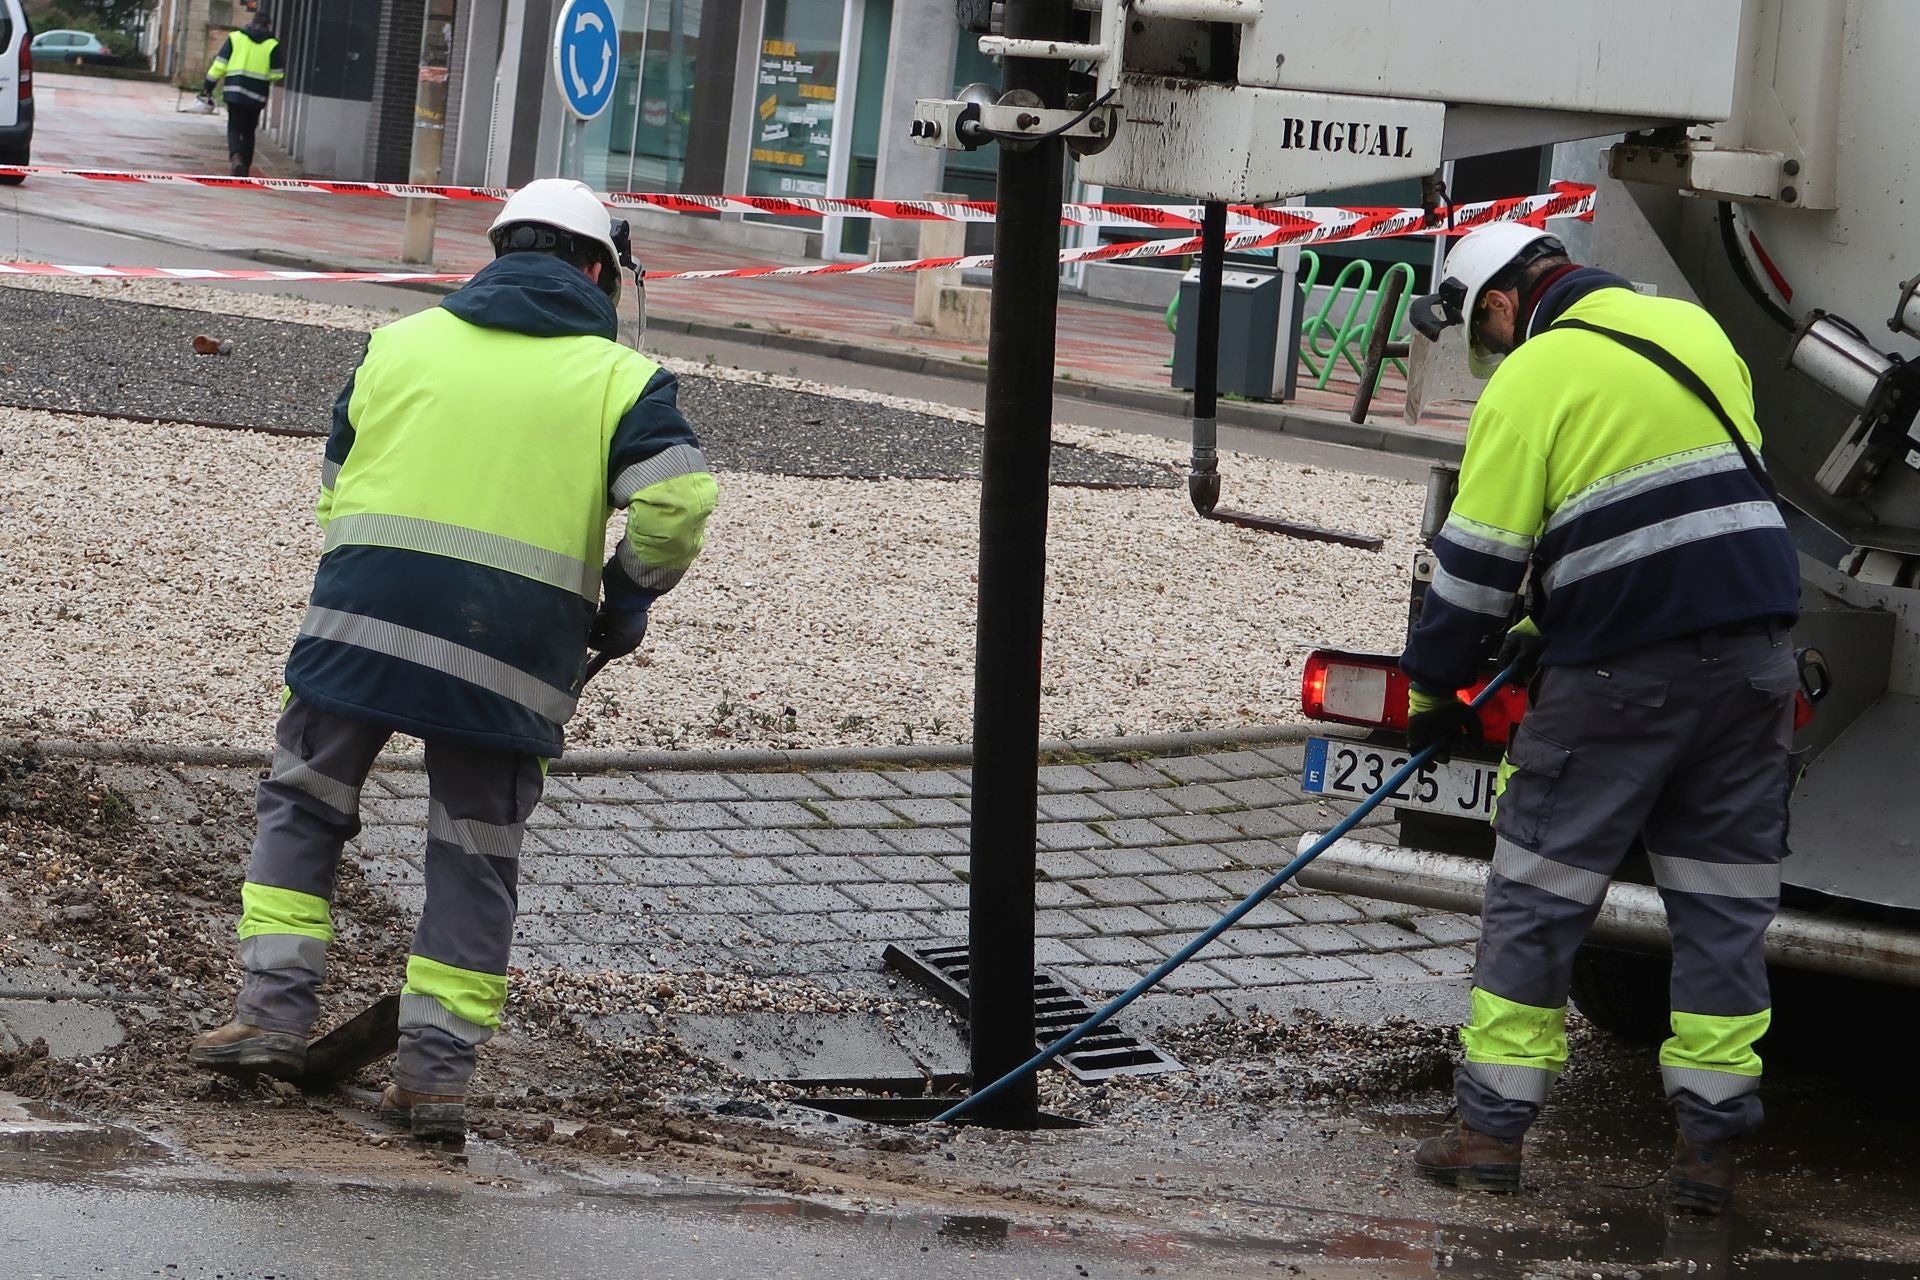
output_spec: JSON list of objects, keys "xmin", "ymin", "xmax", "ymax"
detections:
[
  {"xmin": 1545, "ymin": 445, "xmax": 1746, "ymax": 535},
  {"xmin": 1649, "ymin": 852, "xmax": 1781, "ymax": 898},
  {"xmin": 1543, "ymin": 501, "xmax": 1785, "ymax": 592},
  {"xmin": 615, "ymin": 538, "xmax": 687, "ymax": 593},
  {"xmin": 1492, "ymin": 837, "xmax": 1611, "ymax": 906},
  {"xmin": 427, "ymin": 800, "xmax": 527, "ymax": 861},
  {"xmin": 323, "ymin": 512, "xmax": 600, "ymax": 601},
  {"xmin": 1663, "ymin": 1065, "xmax": 1762, "ymax": 1105},
  {"xmin": 270, "ymin": 744, "xmax": 361, "ymax": 818},
  {"xmin": 300, "ymin": 605, "xmax": 578, "ymax": 724},
  {"xmin": 1428, "ymin": 559, "xmax": 1517, "ymax": 618},
  {"xmin": 611, "ymin": 443, "xmax": 710, "ymax": 507},
  {"xmin": 240, "ymin": 932, "xmax": 327, "ymax": 976},
  {"xmin": 1465, "ymin": 1059, "xmax": 1558, "ymax": 1105},
  {"xmin": 398, "ymin": 992, "xmax": 495, "ymax": 1046}
]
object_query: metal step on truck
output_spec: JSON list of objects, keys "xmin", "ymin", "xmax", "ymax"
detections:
[{"xmin": 1281, "ymin": 0, "xmax": 1920, "ymax": 1035}]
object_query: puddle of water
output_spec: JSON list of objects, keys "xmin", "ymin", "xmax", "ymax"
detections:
[{"xmin": 0, "ymin": 1094, "xmax": 171, "ymax": 1181}]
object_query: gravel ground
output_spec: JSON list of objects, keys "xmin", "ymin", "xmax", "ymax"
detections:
[
  {"xmin": 0, "ymin": 278, "xmax": 1419, "ymax": 752},
  {"xmin": 0, "ymin": 281, "xmax": 1170, "ymax": 486}
]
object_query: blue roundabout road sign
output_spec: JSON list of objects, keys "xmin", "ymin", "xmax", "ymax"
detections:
[{"xmin": 553, "ymin": 0, "xmax": 619, "ymax": 122}]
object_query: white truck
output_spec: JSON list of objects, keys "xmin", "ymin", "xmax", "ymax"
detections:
[{"xmin": 918, "ymin": 0, "xmax": 1919, "ymax": 1033}]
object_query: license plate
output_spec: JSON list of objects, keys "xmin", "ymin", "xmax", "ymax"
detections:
[{"xmin": 1302, "ymin": 736, "xmax": 1497, "ymax": 821}]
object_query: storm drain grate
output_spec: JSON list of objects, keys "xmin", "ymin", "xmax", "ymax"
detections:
[{"xmin": 883, "ymin": 944, "xmax": 1185, "ymax": 1083}]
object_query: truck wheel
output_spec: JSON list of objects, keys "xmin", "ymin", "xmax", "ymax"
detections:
[{"xmin": 1568, "ymin": 945, "xmax": 1671, "ymax": 1045}]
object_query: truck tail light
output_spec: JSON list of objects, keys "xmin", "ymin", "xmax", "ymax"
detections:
[
  {"xmin": 19, "ymin": 39, "xmax": 31, "ymax": 103},
  {"xmin": 1301, "ymin": 650, "xmax": 1529, "ymax": 743}
]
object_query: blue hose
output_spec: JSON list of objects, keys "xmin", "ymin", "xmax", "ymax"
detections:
[{"xmin": 934, "ymin": 668, "xmax": 1514, "ymax": 1125}]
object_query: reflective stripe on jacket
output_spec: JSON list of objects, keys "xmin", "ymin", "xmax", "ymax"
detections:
[
  {"xmin": 1400, "ymin": 280, "xmax": 1799, "ymax": 693},
  {"xmin": 207, "ymin": 29, "xmax": 284, "ymax": 105},
  {"xmin": 291, "ymin": 253, "xmax": 718, "ymax": 756}
]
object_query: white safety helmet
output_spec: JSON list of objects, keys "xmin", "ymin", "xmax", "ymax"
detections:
[
  {"xmin": 488, "ymin": 178, "xmax": 623, "ymax": 305},
  {"xmin": 1407, "ymin": 223, "xmax": 1566, "ymax": 379}
]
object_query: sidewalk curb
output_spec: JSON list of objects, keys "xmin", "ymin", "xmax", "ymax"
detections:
[{"xmin": 1, "ymin": 723, "xmax": 1314, "ymax": 776}]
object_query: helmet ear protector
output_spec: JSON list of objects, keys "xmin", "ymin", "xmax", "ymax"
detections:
[
  {"xmin": 1406, "ymin": 234, "xmax": 1569, "ymax": 342},
  {"xmin": 490, "ymin": 221, "xmax": 626, "ymax": 302},
  {"xmin": 1409, "ymin": 278, "xmax": 1468, "ymax": 341}
]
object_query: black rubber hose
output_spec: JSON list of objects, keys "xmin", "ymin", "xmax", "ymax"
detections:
[{"xmin": 1718, "ymin": 201, "xmax": 1797, "ymax": 333}]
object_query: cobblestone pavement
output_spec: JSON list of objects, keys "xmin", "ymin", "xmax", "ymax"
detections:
[{"xmin": 331, "ymin": 741, "xmax": 1478, "ymax": 1021}]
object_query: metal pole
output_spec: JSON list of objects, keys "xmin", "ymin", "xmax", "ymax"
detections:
[
  {"xmin": 965, "ymin": 0, "xmax": 1071, "ymax": 1130},
  {"xmin": 402, "ymin": 0, "xmax": 458, "ymax": 265},
  {"xmin": 1348, "ymin": 266, "xmax": 1407, "ymax": 423},
  {"xmin": 1186, "ymin": 199, "xmax": 1227, "ymax": 515}
]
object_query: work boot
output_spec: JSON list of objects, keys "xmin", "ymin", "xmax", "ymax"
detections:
[
  {"xmin": 1668, "ymin": 1134, "xmax": 1739, "ymax": 1214},
  {"xmin": 188, "ymin": 1020, "xmax": 307, "ymax": 1079},
  {"xmin": 1412, "ymin": 1122, "xmax": 1524, "ymax": 1192},
  {"xmin": 380, "ymin": 1084, "xmax": 466, "ymax": 1143}
]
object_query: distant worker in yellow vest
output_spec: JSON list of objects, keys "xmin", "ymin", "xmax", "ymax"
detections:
[
  {"xmin": 199, "ymin": 12, "xmax": 285, "ymax": 176},
  {"xmin": 189, "ymin": 180, "xmax": 718, "ymax": 1143}
]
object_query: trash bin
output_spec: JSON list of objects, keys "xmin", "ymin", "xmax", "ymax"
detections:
[{"xmin": 1171, "ymin": 268, "xmax": 1300, "ymax": 400}]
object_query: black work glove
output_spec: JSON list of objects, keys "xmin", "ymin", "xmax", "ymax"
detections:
[
  {"xmin": 588, "ymin": 553, "xmax": 658, "ymax": 675},
  {"xmin": 1494, "ymin": 617, "xmax": 1546, "ymax": 684},
  {"xmin": 1406, "ymin": 686, "xmax": 1483, "ymax": 764},
  {"xmin": 588, "ymin": 600, "xmax": 649, "ymax": 662}
]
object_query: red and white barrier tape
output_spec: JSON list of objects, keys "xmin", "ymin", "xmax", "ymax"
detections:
[
  {"xmin": 0, "ymin": 161, "xmax": 1593, "ymax": 236},
  {"xmin": 0, "ymin": 185, "xmax": 1592, "ymax": 286}
]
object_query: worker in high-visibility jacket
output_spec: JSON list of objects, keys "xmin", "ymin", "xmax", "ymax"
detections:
[
  {"xmin": 200, "ymin": 12, "xmax": 285, "ymax": 176},
  {"xmin": 1398, "ymin": 223, "xmax": 1799, "ymax": 1214},
  {"xmin": 191, "ymin": 180, "xmax": 718, "ymax": 1141}
]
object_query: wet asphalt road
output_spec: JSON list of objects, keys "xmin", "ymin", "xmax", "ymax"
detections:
[{"xmin": 0, "ymin": 1176, "xmax": 1299, "ymax": 1280}]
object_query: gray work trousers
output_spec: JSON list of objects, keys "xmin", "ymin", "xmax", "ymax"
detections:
[
  {"xmin": 237, "ymin": 695, "xmax": 545, "ymax": 1094},
  {"xmin": 1457, "ymin": 623, "xmax": 1794, "ymax": 1144}
]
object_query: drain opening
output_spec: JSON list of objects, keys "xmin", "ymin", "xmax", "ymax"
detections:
[{"xmin": 882, "ymin": 943, "xmax": 1185, "ymax": 1083}]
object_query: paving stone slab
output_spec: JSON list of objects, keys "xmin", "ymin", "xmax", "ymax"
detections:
[
  {"xmin": 644, "ymin": 802, "xmax": 740, "ymax": 830},
  {"xmin": 881, "ymin": 770, "xmax": 971, "ymax": 798},
  {"xmin": 1034, "ymin": 764, "xmax": 1105, "ymax": 793},
  {"xmin": 1079, "ymin": 847, "xmax": 1175, "ymax": 876},
  {"xmin": 631, "ymin": 830, "xmax": 734, "ymax": 859},
  {"xmin": 810, "ymin": 771, "xmax": 910, "ymax": 800},
  {"xmin": 853, "ymin": 854, "xmax": 955, "ymax": 884},
  {"xmin": 642, "ymin": 773, "xmax": 751, "ymax": 801},
  {"xmin": 778, "ymin": 854, "xmax": 880, "ymax": 884},
  {"xmin": 1155, "ymin": 755, "xmax": 1234, "ymax": 783},
  {"xmin": 711, "ymin": 828, "xmax": 815, "ymax": 857},
  {"xmin": 1159, "ymin": 783, "xmax": 1240, "ymax": 813},
  {"xmin": 728, "ymin": 773, "xmax": 832, "ymax": 800},
  {"xmin": 885, "ymin": 797, "xmax": 971, "ymax": 826},
  {"xmin": 722, "ymin": 800, "xmax": 825, "ymax": 828},
  {"xmin": 601, "ymin": 856, "xmax": 715, "ymax": 887},
  {"xmin": 1036, "ymin": 850, "xmax": 1104, "ymax": 880},
  {"xmin": 1156, "ymin": 813, "xmax": 1246, "ymax": 843},
  {"xmin": 1098, "ymin": 790, "xmax": 1180, "ymax": 819},
  {"xmin": 1086, "ymin": 761, "xmax": 1170, "ymax": 789},
  {"xmin": 876, "ymin": 827, "xmax": 970, "ymax": 856},
  {"xmin": 1033, "ymin": 792, "xmax": 1116, "ymax": 822},
  {"xmin": 840, "ymin": 882, "xmax": 947, "ymax": 913}
]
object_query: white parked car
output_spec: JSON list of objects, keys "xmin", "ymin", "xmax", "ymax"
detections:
[{"xmin": 0, "ymin": 0, "xmax": 31, "ymax": 185}]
